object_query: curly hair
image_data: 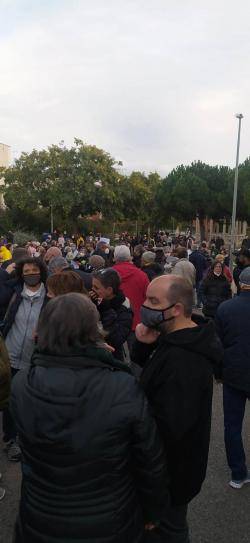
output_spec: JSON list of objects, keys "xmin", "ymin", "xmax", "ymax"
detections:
[{"xmin": 15, "ymin": 257, "xmax": 48, "ymax": 285}]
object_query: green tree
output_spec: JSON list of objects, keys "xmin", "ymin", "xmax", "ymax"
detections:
[
  {"xmin": 157, "ymin": 161, "xmax": 233, "ymax": 239},
  {"xmin": 0, "ymin": 139, "xmax": 124, "ymax": 231},
  {"xmin": 119, "ymin": 171, "xmax": 161, "ymax": 230}
]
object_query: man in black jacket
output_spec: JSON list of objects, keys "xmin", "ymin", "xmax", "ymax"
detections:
[
  {"xmin": 233, "ymin": 248, "xmax": 250, "ymax": 294},
  {"xmin": 216, "ymin": 267, "xmax": 250, "ymax": 489},
  {"xmin": 134, "ymin": 275, "xmax": 223, "ymax": 543}
]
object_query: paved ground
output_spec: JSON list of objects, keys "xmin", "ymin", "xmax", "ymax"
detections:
[{"xmin": 0, "ymin": 386, "xmax": 249, "ymax": 543}]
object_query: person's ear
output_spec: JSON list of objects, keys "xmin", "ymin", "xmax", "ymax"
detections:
[
  {"xmin": 172, "ymin": 303, "xmax": 182, "ymax": 317},
  {"xmin": 107, "ymin": 286, "xmax": 113, "ymax": 297}
]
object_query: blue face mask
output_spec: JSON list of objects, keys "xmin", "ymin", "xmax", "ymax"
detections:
[{"xmin": 140, "ymin": 303, "xmax": 176, "ymax": 329}]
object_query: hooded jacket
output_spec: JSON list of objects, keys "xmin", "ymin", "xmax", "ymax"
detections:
[
  {"xmin": 141, "ymin": 263, "xmax": 164, "ymax": 282},
  {"xmin": 11, "ymin": 346, "xmax": 168, "ymax": 543},
  {"xmin": 113, "ymin": 262, "xmax": 149, "ymax": 330},
  {"xmin": 135, "ymin": 321, "xmax": 223, "ymax": 505}
]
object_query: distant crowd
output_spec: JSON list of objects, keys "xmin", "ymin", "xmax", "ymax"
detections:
[{"xmin": 0, "ymin": 229, "xmax": 250, "ymax": 543}]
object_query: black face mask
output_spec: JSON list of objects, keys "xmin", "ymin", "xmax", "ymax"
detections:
[
  {"xmin": 141, "ymin": 303, "xmax": 176, "ymax": 329},
  {"xmin": 23, "ymin": 274, "xmax": 41, "ymax": 287}
]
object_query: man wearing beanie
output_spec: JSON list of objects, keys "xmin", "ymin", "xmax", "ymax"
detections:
[
  {"xmin": 216, "ymin": 267, "xmax": 250, "ymax": 489},
  {"xmin": 141, "ymin": 251, "xmax": 164, "ymax": 282},
  {"xmin": 113, "ymin": 245, "xmax": 149, "ymax": 348}
]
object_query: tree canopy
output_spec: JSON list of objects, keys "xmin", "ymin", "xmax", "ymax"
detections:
[{"xmin": 1, "ymin": 140, "xmax": 250, "ymax": 234}]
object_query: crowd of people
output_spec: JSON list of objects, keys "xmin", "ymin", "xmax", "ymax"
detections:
[{"xmin": 0, "ymin": 229, "xmax": 249, "ymax": 543}]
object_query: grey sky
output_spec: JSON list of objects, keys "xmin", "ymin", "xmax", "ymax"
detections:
[{"xmin": 1, "ymin": 0, "xmax": 250, "ymax": 174}]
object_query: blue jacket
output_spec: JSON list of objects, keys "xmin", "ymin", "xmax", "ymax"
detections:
[{"xmin": 215, "ymin": 291, "xmax": 250, "ymax": 394}]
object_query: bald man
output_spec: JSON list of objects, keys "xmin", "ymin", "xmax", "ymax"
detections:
[{"xmin": 135, "ymin": 275, "xmax": 223, "ymax": 543}]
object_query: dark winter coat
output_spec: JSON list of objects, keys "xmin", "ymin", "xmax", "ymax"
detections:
[
  {"xmin": 0, "ymin": 333, "xmax": 11, "ymax": 410},
  {"xmin": 0, "ymin": 268, "xmax": 19, "ymax": 321},
  {"xmin": 216, "ymin": 291, "xmax": 250, "ymax": 394},
  {"xmin": 141, "ymin": 263, "xmax": 164, "ymax": 282},
  {"xmin": 11, "ymin": 346, "xmax": 168, "ymax": 543},
  {"xmin": 98, "ymin": 291, "xmax": 133, "ymax": 361},
  {"xmin": 134, "ymin": 321, "xmax": 223, "ymax": 506},
  {"xmin": 199, "ymin": 274, "xmax": 231, "ymax": 318},
  {"xmin": 189, "ymin": 250, "xmax": 208, "ymax": 284}
]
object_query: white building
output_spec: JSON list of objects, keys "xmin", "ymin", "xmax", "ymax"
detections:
[{"xmin": 0, "ymin": 143, "xmax": 11, "ymax": 207}]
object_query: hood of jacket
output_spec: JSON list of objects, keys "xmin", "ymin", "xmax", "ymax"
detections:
[
  {"xmin": 113, "ymin": 261, "xmax": 139, "ymax": 281},
  {"xmin": 161, "ymin": 320, "xmax": 223, "ymax": 368},
  {"xmin": 32, "ymin": 344, "xmax": 131, "ymax": 373}
]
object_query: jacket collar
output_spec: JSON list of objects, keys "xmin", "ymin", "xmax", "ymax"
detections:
[{"xmin": 31, "ymin": 344, "xmax": 132, "ymax": 374}]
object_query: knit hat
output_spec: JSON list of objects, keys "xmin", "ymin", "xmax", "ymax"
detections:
[
  {"xmin": 239, "ymin": 267, "xmax": 250, "ymax": 286},
  {"xmin": 114, "ymin": 245, "xmax": 131, "ymax": 262},
  {"xmin": 142, "ymin": 251, "xmax": 156, "ymax": 264}
]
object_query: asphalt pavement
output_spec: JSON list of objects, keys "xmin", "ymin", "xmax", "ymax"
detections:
[{"xmin": 0, "ymin": 386, "xmax": 249, "ymax": 543}]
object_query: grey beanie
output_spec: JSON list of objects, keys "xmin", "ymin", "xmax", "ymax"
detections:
[{"xmin": 239, "ymin": 267, "xmax": 250, "ymax": 286}]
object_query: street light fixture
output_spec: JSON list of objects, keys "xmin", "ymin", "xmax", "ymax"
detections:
[{"xmin": 229, "ymin": 113, "xmax": 244, "ymax": 272}]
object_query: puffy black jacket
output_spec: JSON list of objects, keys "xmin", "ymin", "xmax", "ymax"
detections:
[
  {"xmin": 216, "ymin": 291, "xmax": 250, "ymax": 394},
  {"xmin": 134, "ymin": 322, "xmax": 223, "ymax": 506},
  {"xmin": 199, "ymin": 274, "xmax": 231, "ymax": 318},
  {"xmin": 11, "ymin": 346, "xmax": 168, "ymax": 543},
  {"xmin": 98, "ymin": 291, "xmax": 133, "ymax": 360}
]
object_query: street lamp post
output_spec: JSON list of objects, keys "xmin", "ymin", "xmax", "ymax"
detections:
[
  {"xmin": 50, "ymin": 204, "xmax": 54, "ymax": 233},
  {"xmin": 229, "ymin": 114, "xmax": 243, "ymax": 272}
]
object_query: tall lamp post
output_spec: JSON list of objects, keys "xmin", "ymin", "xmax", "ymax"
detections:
[{"xmin": 229, "ymin": 113, "xmax": 244, "ymax": 272}]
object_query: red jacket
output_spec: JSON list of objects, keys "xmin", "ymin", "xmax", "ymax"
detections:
[
  {"xmin": 223, "ymin": 265, "xmax": 233, "ymax": 284},
  {"xmin": 113, "ymin": 262, "xmax": 149, "ymax": 330}
]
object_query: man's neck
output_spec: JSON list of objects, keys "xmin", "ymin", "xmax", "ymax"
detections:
[{"xmin": 168, "ymin": 317, "xmax": 197, "ymax": 333}]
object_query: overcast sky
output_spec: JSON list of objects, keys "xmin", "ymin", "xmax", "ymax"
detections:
[{"xmin": 1, "ymin": 0, "xmax": 250, "ymax": 174}]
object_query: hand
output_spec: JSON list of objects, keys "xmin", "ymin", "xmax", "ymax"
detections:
[
  {"xmin": 89, "ymin": 290, "xmax": 99, "ymax": 303},
  {"xmin": 6, "ymin": 262, "xmax": 16, "ymax": 274},
  {"xmin": 145, "ymin": 523, "xmax": 156, "ymax": 531},
  {"xmin": 135, "ymin": 323, "xmax": 160, "ymax": 344},
  {"xmin": 103, "ymin": 343, "xmax": 115, "ymax": 353}
]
